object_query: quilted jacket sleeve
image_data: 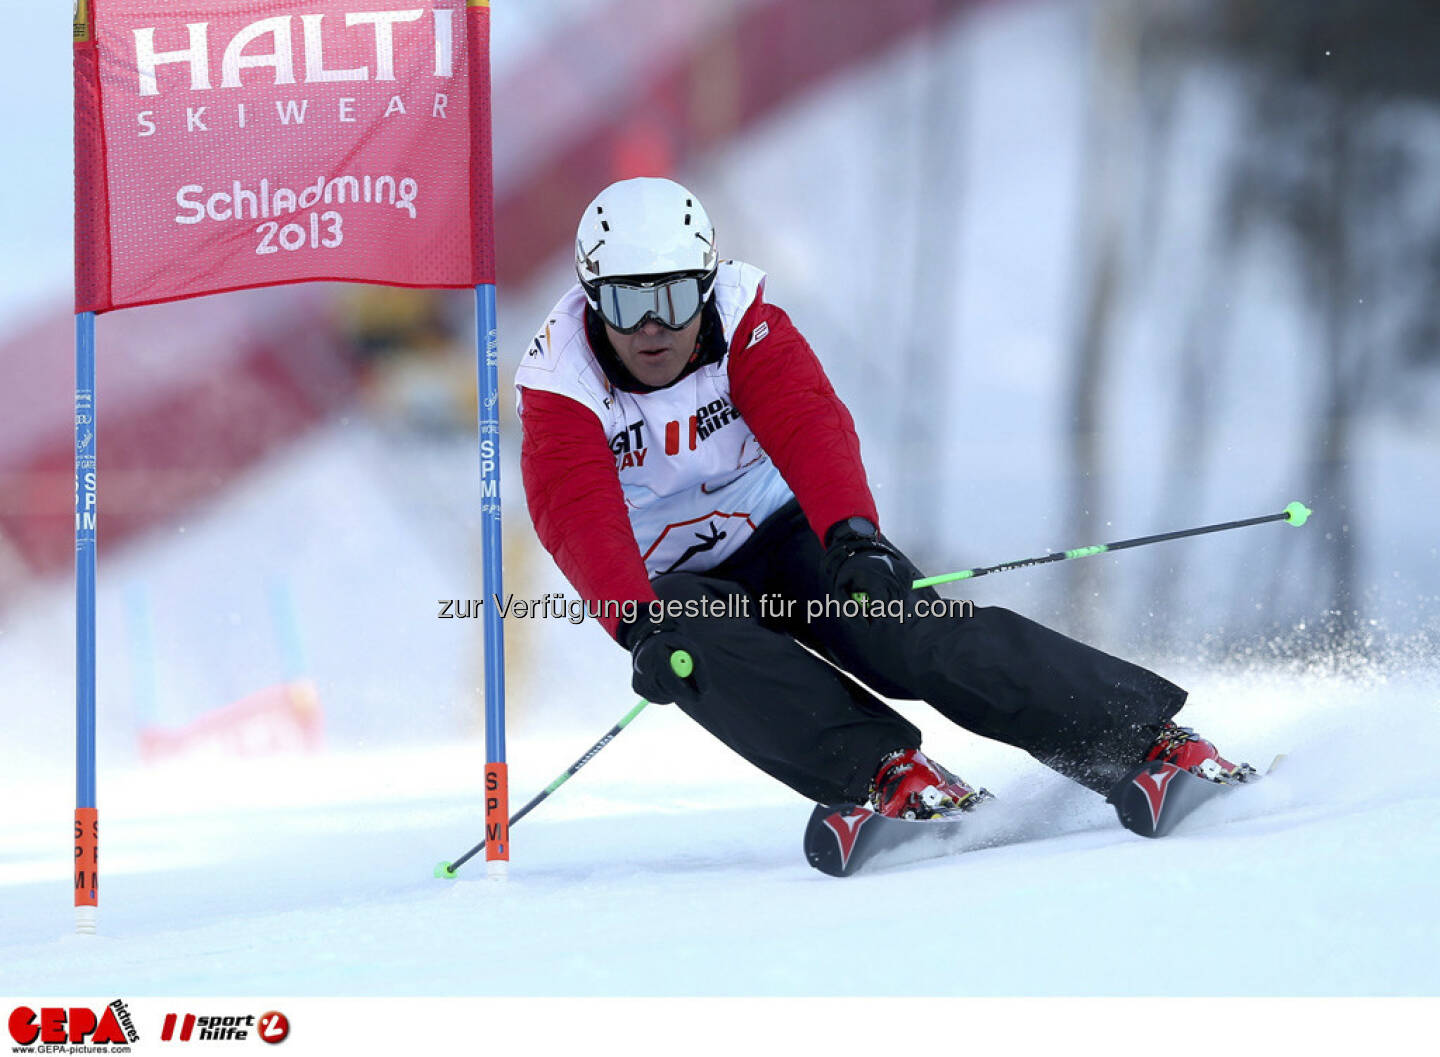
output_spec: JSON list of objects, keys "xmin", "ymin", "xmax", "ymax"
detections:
[
  {"xmin": 519, "ymin": 386, "xmax": 658, "ymax": 640},
  {"xmin": 727, "ymin": 299, "xmax": 879, "ymax": 541}
]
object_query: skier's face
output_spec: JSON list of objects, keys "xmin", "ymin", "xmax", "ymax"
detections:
[{"xmin": 605, "ymin": 315, "xmax": 703, "ymax": 388}]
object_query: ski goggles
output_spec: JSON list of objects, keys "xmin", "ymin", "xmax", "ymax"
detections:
[{"xmin": 593, "ymin": 274, "xmax": 707, "ymax": 334}]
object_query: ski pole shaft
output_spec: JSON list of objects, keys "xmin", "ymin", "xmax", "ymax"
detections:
[
  {"xmin": 436, "ymin": 699, "xmax": 649, "ymax": 877},
  {"xmin": 435, "ymin": 650, "xmax": 692, "ymax": 878},
  {"xmin": 912, "ymin": 501, "xmax": 1311, "ymax": 590}
]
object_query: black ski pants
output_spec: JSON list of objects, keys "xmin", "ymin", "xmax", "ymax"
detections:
[{"xmin": 653, "ymin": 501, "xmax": 1186, "ymax": 804}]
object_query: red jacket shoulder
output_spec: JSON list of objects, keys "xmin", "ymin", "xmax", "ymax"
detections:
[{"xmin": 727, "ymin": 298, "xmax": 878, "ymax": 541}]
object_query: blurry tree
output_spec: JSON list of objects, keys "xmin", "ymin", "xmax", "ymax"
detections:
[
  {"xmin": 1211, "ymin": 0, "xmax": 1440, "ymax": 651},
  {"xmin": 1067, "ymin": 0, "xmax": 1141, "ymax": 641},
  {"xmin": 893, "ymin": 9, "xmax": 970, "ymax": 574},
  {"xmin": 1079, "ymin": 0, "xmax": 1440, "ymax": 655}
]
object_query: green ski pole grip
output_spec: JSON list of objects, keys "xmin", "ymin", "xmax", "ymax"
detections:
[{"xmin": 670, "ymin": 650, "xmax": 694, "ymax": 678}]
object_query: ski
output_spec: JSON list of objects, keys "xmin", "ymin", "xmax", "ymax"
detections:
[
  {"xmin": 802, "ymin": 799, "xmax": 990, "ymax": 877},
  {"xmin": 1106, "ymin": 757, "xmax": 1272, "ymax": 838},
  {"xmin": 807, "ymin": 755, "xmax": 1282, "ymax": 875}
]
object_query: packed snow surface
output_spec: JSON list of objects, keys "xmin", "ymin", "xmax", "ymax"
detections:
[{"xmin": 3, "ymin": 664, "xmax": 1436, "ymax": 996}]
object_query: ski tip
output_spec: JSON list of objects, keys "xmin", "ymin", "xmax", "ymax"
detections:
[
  {"xmin": 1267, "ymin": 753, "xmax": 1287, "ymax": 775},
  {"xmin": 433, "ymin": 861, "xmax": 458, "ymax": 880},
  {"xmin": 1107, "ymin": 760, "xmax": 1192, "ymax": 838},
  {"xmin": 803, "ymin": 802, "xmax": 876, "ymax": 878}
]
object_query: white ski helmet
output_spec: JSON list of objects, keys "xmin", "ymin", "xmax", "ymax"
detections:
[{"xmin": 575, "ymin": 177, "xmax": 719, "ymax": 315}]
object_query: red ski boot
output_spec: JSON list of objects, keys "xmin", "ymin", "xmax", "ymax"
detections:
[
  {"xmin": 868, "ymin": 749, "xmax": 990, "ymax": 820},
  {"xmin": 1145, "ymin": 721, "xmax": 1255, "ymax": 784}
]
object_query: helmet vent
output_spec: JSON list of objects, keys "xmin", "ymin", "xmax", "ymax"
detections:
[{"xmin": 575, "ymin": 180, "xmax": 712, "ymax": 287}]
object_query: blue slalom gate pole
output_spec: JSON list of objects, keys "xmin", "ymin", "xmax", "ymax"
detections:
[
  {"xmin": 75, "ymin": 311, "xmax": 99, "ymax": 932},
  {"xmin": 475, "ymin": 282, "xmax": 509, "ymax": 875}
]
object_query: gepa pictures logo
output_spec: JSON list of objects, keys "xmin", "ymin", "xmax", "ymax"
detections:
[{"xmin": 8, "ymin": 1000, "xmax": 139, "ymax": 1050}]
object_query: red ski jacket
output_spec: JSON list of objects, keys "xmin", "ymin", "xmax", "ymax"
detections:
[{"xmin": 520, "ymin": 295, "xmax": 877, "ymax": 639}]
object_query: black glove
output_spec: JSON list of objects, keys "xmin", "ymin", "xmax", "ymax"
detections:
[
  {"xmin": 821, "ymin": 516, "xmax": 909, "ymax": 606},
  {"xmin": 618, "ymin": 614, "xmax": 704, "ymax": 705}
]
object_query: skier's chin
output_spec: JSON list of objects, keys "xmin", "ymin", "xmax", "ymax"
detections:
[
  {"xmin": 607, "ymin": 317, "xmax": 701, "ymax": 388},
  {"xmin": 622, "ymin": 346, "xmax": 687, "ymax": 387}
]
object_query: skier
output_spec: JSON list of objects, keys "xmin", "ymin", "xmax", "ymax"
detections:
[{"xmin": 516, "ymin": 176, "xmax": 1250, "ymax": 822}]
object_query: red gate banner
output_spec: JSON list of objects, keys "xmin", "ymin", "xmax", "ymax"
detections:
[{"xmin": 74, "ymin": 0, "xmax": 493, "ymax": 313}]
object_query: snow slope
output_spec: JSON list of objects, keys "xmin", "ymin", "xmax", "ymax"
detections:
[{"xmin": 2, "ymin": 664, "xmax": 1436, "ymax": 996}]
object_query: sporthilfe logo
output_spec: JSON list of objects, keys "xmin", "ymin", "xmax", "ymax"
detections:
[{"xmin": 158, "ymin": 1009, "xmax": 289, "ymax": 1043}]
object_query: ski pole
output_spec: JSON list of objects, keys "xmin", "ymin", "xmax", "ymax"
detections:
[
  {"xmin": 438, "ymin": 502, "xmax": 1310, "ymax": 875},
  {"xmin": 434, "ymin": 650, "xmax": 694, "ymax": 878},
  {"xmin": 912, "ymin": 500, "xmax": 1311, "ymax": 589}
]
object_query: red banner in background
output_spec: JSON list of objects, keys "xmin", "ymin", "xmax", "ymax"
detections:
[{"xmin": 74, "ymin": 0, "xmax": 493, "ymax": 314}]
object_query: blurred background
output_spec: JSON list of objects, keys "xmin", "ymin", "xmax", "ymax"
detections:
[{"xmin": 1, "ymin": 0, "xmax": 1436, "ymax": 773}]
